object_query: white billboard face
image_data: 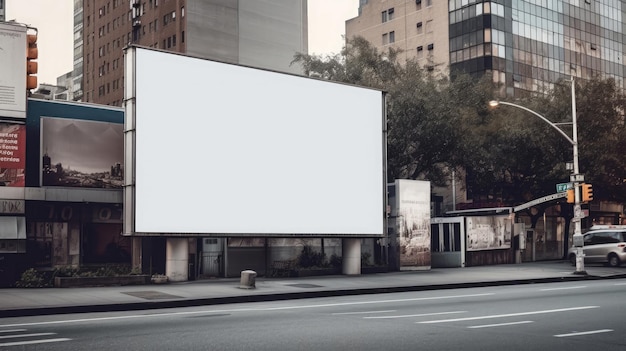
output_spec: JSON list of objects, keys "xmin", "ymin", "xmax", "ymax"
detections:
[
  {"xmin": 128, "ymin": 48, "xmax": 385, "ymax": 236},
  {"xmin": 0, "ymin": 23, "xmax": 27, "ymax": 118}
]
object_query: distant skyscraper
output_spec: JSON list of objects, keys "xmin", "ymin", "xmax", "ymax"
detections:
[
  {"xmin": 78, "ymin": 0, "xmax": 308, "ymax": 106},
  {"xmin": 347, "ymin": 0, "xmax": 626, "ymax": 97}
]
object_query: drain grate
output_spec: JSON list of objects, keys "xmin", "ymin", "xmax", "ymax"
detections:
[
  {"xmin": 122, "ymin": 291, "xmax": 183, "ymax": 300},
  {"xmin": 286, "ymin": 283, "xmax": 323, "ymax": 289}
]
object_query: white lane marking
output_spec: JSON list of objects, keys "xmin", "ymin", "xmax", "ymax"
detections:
[
  {"xmin": 0, "ymin": 293, "xmax": 495, "ymax": 328},
  {"xmin": 540, "ymin": 286, "xmax": 587, "ymax": 291},
  {"xmin": 468, "ymin": 321, "xmax": 534, "ymax": 329},
  {"xmin": 554, "ymin": 329, "xmax": 613, "ymax": 338},
  {"xmin": 0, "ymin": 338, "xmax": 72, "ymax": 347},
  {"xmin": 614, "ymin": 283, "xmax": 626, "ymax": 286},
  {"xmin": 332, "ymin": 310, "xmax": 396, "ymax": 315},
  {"xmin": 0, "ymin": 329, "xmax": 27, "ymax": 333},
  {"xmin": 0, "ymin": 332, "xmax": 57, "ymax": 339},
  {"xmin": 418, "ymin": 306, "xmax": 599, "ymax": 324},
  {"xmin": 364, "ymin": 311, "xmax": 466, "ymax": 319},
  {"xmin": 258, "ymin": 293, "xmax": 495, "ymax": 311}
]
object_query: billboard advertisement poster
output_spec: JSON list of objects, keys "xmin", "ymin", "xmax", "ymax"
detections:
[
  {"xmin": 466, "ymin": 215, "xmax": 512, "ymax": 251},
  {"xmin": 395, "ymin": 179, "xmax": 431, "ymax": 268},
  {"xmin": 41, "ymin": 117, "xmax": 123, "ymax": 188},
  {"xmin": 0, "ymin": 123, "xmax": 25, "ymax": 187}
]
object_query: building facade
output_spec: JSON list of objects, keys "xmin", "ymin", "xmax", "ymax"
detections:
[
  {"xmin": 0, "ymin": 99, "xmax": 125, "ymax": 287},
  {"xmin": 80, "ymin": 0, "xmax": 308, "ymax": 107},
  {"xmin": 346, "ymin": 0, "xmax": 626, "ymax": 97}
]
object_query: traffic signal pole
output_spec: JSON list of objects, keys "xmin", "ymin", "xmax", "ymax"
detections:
[{"xmin": 570, "ymin": 77, "xmax": 586, "ymax": 275}]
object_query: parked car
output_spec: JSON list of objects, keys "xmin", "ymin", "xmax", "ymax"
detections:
[{"xmin": 568, "ymin": 225, "xmax": 626, "ymax": 267}]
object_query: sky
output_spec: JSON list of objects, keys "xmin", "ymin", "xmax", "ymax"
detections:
[{"xmin": 5, "ymin": 0, "xmax": 359, "ymax": 85}]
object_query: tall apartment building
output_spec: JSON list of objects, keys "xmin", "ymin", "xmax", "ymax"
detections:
[
  {"xmin": 81, "ymin": 0, "xmax": 308, "ymax": 106},
  {"xmin": 347, "ymin": 0, "xmax": 626, "ymax": 98},
  {"xmin": 347, "ymin": 0, "xmax": 449, "ymax": 73}
]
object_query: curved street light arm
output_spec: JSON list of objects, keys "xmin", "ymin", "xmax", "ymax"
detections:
[{"xmin": 492, "ymin": 101, "xmax": 575, "ymax": 146}]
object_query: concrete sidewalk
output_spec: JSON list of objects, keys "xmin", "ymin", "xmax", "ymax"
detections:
[{"xmin": 1, "ymin": 261, "xmax": 625, "ymax": 318}]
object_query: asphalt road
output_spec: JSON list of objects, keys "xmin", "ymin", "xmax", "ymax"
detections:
[{"xmin": 1, "ymin": 279, "xmax": 625, "ymax": 350}]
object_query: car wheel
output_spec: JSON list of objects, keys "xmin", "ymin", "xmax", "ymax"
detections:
[
  {"xmin": 608, "ymin": 253, "xmax": 621, "ymax": 267},
  {"xmin": 569, "ymin": 254, "xmax": 576, "ymax": 266}
]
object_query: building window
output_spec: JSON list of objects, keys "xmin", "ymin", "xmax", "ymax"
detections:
[
  {"xmin": 389, "ymin": 31, "xmax": 395, "ymax": 43},
  {"xmin": 426, "ymin": 19, "xmax": 433, "ymax": 33},
  {"xmin": 416, "ymin": 22, "xmax": 423, "ymax": 34},
  {"xmin": 181, "ymin": 6, "xmax": 184, "ymax": 17},
  {"xmin": 173, "ymin": 34, "xmax": 176, "ymax": 47},
  {"xmin": 417, "ymin": 46, "xmax": 423, "ymax": 59},
  {"xmin": 426, "ymin": 0, "xmax": 432, "ymax": 6},
  {"xmin": 181, "ymin": 31, "xmax": 185, "ymax": 43},
  {"xmin": 172, "ymin": 11, "xmax": 176, "ymax": 21},
  {"xmin": 382, "ymin": 33, "xmax": 388, "ymax": 45},
  {"xmin": 163, "ymin": 14, "xmax": 168, "ymax": 25},
  {"xmin": 427, "ymin": 43, "xmax": 434, "ymax": 50}
]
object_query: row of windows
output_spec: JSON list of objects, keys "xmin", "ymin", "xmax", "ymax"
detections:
[
  {"xmin": 91, "ymin": 4, "xmax": 185, "ymax": 37},
  {"xmin": 95, "ymin": 30, "xmax": 185, "ymax": 85},
  {"xmin": 448, "ymin": 0, "xmax": 482, "ymax": 12},
  {"xmin": 449, "ymin": 1, "xmax": 504, "ymax": 24},
  {"xmin": 98, "ymin": 57, "xmax": 122, "ymax": 77},
  {"xmin": 97, "ymin": 78, "xmax": 122, "ymax": 97},
  {"xmin": 382, "ymin": 31, "xmax": 395, "ymax": 45},
  {"xmin": 449, "ymin": 28, "xmax": 504, "ymax": 53},
  {"xmin": 382, "ymin": 7, "xmax": 394, "ymax": 23},
  {"xmin": 513, "ymin": 0, "xmax": 621, "ymax": 33},
  {"xmin": 416, "ymin": 0, "xmax": 433, "ymax": 8},
  {"xmin": 96, "ymin": 32, "xmax": 132, "ymax": 58},
  {"xmin": 416, "ymin": 43, "xmax": 435, "ymax": 59},
  {"xmin": 450, "ymin": 42, "xmax": 506, "ymax": 65},
  {"xmin": 380, "ymin": 0, "xmax": 433, "ymax": 25},
  {"xmin": 99, "ymin": 0, "xmax": 124, "ymax": 17}
]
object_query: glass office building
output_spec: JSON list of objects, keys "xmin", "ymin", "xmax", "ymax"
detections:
[{"xmin": 449, "ymin": 0, "xmax": 625, "ymax": 97}]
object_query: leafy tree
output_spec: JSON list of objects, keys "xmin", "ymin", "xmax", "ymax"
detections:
[{"xmin": 541, "ymin": 77, "xmax": 626, "ymax": 203}]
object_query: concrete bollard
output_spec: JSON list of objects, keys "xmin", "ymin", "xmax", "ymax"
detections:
[{"xmin": 239, "ymin": 270, "xmax": 257, "ymax": 289}]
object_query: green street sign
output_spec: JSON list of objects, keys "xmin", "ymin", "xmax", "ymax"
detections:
[{"xmin": 556, "ymin": 182, "xmax": 573, "ymax": 193}]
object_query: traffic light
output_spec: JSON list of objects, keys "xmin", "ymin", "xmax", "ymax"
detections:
[
  {"xmin": 582, "ymin": 183, "xmax": 593, "ymax": 202},
  {"xmin": 566, "ymin": 189, "xmax": 575, "ymax": 203},
  {"xmin": 26, "ymin": 32, "xmax": 38, "ymax": 90}
]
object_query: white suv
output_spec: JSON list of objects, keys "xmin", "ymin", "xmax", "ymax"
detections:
[{"xmin": 568, "ymin": 225, "xmax": 626, "ymax": 267}]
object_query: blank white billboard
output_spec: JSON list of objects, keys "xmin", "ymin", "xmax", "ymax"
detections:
[{"xmin": 128, "ymin": 47, "xmax": 385, "ymax": 236}]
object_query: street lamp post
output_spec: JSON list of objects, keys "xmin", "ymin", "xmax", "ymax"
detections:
[{"xmin": 489, "ymin": 77, "xmax": 586, "ymax": 274}]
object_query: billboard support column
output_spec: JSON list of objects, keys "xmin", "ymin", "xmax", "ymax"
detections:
[
  {"xmin": 342, "ymin": 238, "xmax": 361, "ymax": 275},
  {"xmin": 131, "ymin": 237, "xmax": 142, "ymax": 271},
  {"xmin": 166, "ymin": 238, "xmax": 189, "ymax": 282}
]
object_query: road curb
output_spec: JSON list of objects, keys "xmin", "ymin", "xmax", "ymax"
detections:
[{"xmin": 3, "ymin": 274, "xmax": 624, "ymax": 318}]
